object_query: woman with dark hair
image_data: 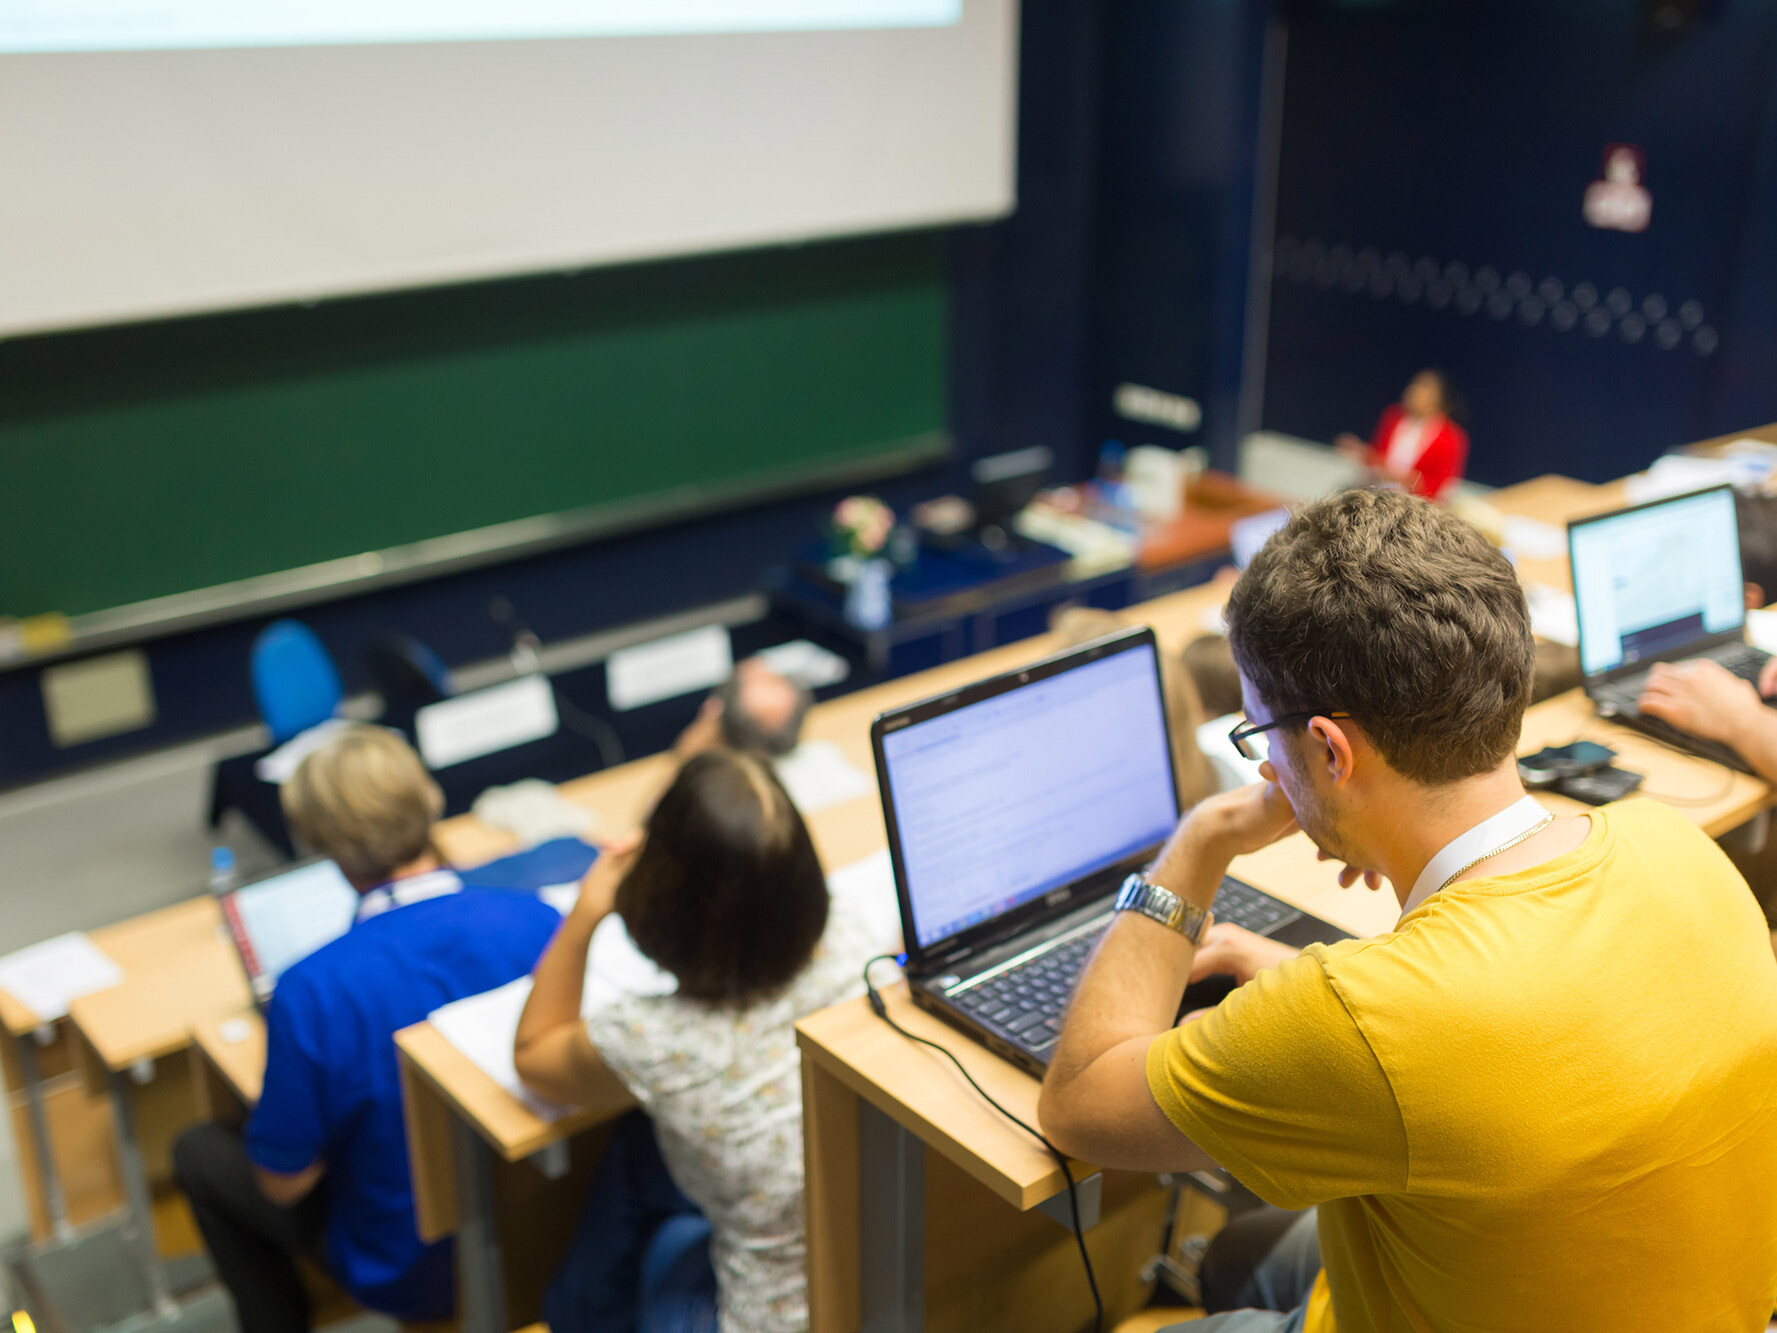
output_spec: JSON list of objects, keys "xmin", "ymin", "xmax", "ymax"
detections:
[
  {"xmin": 514, "ymin": 748, "xmax": 875, "ymax": 1333},
  {"xmin": 1336, "ymin": 368, "xmax": 1469, "ymax": 500}
]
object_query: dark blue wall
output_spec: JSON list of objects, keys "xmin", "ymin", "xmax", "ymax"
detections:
[{"xmin": 1263, "ymin": 0, "xmax": 1777, "ymax": 484}]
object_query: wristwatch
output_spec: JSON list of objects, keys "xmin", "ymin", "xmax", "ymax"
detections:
[{"xmin": 1115, "ymin": 873, "xmax": 1211, "ymax": 945}]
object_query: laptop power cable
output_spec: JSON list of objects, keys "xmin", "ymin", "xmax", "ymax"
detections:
[{"xmin": 862, "ymin": 954, "xmax": 1104, "ymax": 1333}]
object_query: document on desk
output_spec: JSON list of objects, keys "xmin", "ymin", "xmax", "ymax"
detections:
[
  {"xmin": 429, "ymin": 913, "xmax": 676, "ymax": 1119},
  {"xmin": 826, "ymin": 847, "xmax": 903, "ymax": 952},
  {"xmin": 774, "ymin": 739, "xmax": 872, "ymax": 814},
  {"xmin": 1525, "ymin": 583, "xmax": 1580, "ymax": 647},
  {"xmin": 0, "ymin": 932, "xmax": 125, "ymax": 1022},
  {"xmin": 1502, "ymin": 516, "xmax": 1567, "ymax": 563}
]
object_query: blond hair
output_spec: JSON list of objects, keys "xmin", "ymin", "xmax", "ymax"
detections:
[
  {"xmin": 1048, "ymin": 606, "xmax": 1219, "ymax": 809},
  {"xmin": 281, "ymin": 725, "xmax": 444, "ymax": 881}
]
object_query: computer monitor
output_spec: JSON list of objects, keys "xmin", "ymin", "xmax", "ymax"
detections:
[
  {"xmin": 1569, "ymin": 485, "xmax": 1746, "ymax": 679},
  {"xmin": 218, "ymin": 859, "xmax": 359, "ymax": 1005},
  {"xmin": 875, "ymin": 630, "xmax": 1179, "ymax": 956}
]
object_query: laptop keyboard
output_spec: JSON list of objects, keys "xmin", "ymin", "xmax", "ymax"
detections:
[
  {"xmin": 948, "ymin": 879, "xmax": 1299, "ymax": 1049},
  {"xmin": 1715, "ymin": 643, "xmax": 1770, "ymax": 684}
]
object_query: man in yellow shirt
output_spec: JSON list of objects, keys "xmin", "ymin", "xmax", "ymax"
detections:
[{"xmin": 1038, "ymin": 488, "xmax": 1777, "ymax": 1331}]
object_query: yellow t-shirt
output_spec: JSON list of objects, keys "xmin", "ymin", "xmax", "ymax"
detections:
[{"xmin": 1146, "ymin": 799, "xmax": 1777, "ymax": 1332}]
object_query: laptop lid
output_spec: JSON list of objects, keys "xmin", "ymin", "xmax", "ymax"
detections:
[
  {"xmin": 1569, "ymin": 484, "xmax": 1747, "ymax": 684},
  {"xmin": 871, "ymin": 627, "xmax": 1181, "ymax": 972},
  {"xmin": 217, "ymin": 858, "xmax": 358, "ymax": 1006}
]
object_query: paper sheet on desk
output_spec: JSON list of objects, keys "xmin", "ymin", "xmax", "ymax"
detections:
[
  {"xmin": 1525, "ymin": 584, "xmax": 1580, "ymax": 647},
  {"xmin": 1502, "ymin": 516, "xmax": 1566, "ymax": 563},
  {"xmin": 1747, "ymin": 609, "xmax": 1777, "ymax": 656},
  {"xmin": 1624, "ymin": 452, "xmax": 1775, "ymax": 504},
  {"xmin": 774, "ymin": 739, "xmax": 872, "ymax": 814},
  {"xmin": 0, "ymin": 932, "xmax": 124, "ymax": 1022},
  {"xmin": 429, "ymin": 913, "xmax": 676, "ymax": 1120}
]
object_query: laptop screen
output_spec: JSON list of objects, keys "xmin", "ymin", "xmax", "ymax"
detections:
[
  {"xmin": 1571, "ymin": 486, "xmax": 1745, "ymax": 678},
  {"xmin": 878, "ymin": 640, "xmax": 1179, "ymax": 952},
  {"xmin": 218, "ymin": 859, "xmax": 358, "ymax": 1003}
]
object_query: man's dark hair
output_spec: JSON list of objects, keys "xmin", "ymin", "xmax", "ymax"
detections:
[
  {"xmin": 1225, "ymin": 488, "xmax": 1533, "ymax": 785},
  {"xmin": 618, "ymin": 749, "xmax": 828, "ymax": 1005},
  {"xmin": 714, "ymin": 671, "xmax": 812, "ymax": 758},
  {"xmin": 1737, "ymin": 491, "xmax": 1777, "ymax": 606}
]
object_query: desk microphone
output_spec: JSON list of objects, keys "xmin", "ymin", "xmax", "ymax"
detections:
[{"xmin": 489, "ymin": 597, "xmax": 542, "ymax": 674}]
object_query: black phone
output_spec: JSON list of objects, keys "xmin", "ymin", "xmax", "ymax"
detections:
[
  {"xmin": 1518, "ymin": 741, "xmax": 1617, "ymax": 788},
  {"xmin": 1553, "ymin": 766, "xmax": 1644, "ymax": 805}
]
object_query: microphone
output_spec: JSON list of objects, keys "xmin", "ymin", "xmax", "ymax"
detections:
[{"xmin": 488, "ymin": 597, "xmax": 542, "ymax": 674}]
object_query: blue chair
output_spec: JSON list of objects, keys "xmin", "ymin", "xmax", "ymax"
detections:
[{"xmin": 251, "ymin": 619, "xmax": 344, "ymax": 744}]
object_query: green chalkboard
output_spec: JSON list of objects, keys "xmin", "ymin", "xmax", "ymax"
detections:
[{"xmin": 0, "ymin": 233, "xmax": 947, "ymax": 623}]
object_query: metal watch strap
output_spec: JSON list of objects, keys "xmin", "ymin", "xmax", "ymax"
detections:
[{"xmin": 1114, "ymin": 873, "xmax": 1211, "ymax": 945}]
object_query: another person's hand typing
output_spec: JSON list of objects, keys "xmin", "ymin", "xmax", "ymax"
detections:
[
  {"xmin": 1637, "ymin": 658, "xmax": 1777, "ymax": 782},
  {"xmin": 1187, "ymin": 922, "xmax": 1299, "ymax": 988}
]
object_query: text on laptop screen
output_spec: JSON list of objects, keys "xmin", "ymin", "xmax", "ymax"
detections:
[
  {"xmin": 220, "ymin": 860, "xmax": 358, "ymax": 1001},
  {"xmin": 1571, "ymin": 488, "xmax": 1745, "ymax": 678},
  {"xmin": 880, "ymin": 645, "xmax": 1178, "ymax": 950}
]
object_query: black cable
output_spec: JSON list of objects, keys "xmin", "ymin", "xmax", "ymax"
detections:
[{"xmin": 861, "ymin": 954, "xmax": 1103, "ymax": 1333}]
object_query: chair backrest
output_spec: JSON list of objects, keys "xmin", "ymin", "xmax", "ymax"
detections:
[{"xmin": 252, "ymin": 620, "xmax": 344, "ymax": 744}]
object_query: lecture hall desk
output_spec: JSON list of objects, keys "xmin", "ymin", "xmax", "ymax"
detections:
[{"xmin": 0, "ymin": 453, "xmax": 1769, "ymax": 1327}]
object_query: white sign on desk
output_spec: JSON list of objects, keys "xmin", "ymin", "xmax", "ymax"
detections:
[
  {"xmin": 605, "ymin": 625, "xmax": 733, "ymax": 711},
  {"xmin": 417, "ymin": 674, "xmax": 559, "ymax": 769}
]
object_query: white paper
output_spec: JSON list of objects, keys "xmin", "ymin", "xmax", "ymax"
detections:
[
  {"xmin": 429, "ymin": 912, "xmax": 676, "ymax": 1119},
  {"xmin": 753, "ymin": 639, "xmax": 850, "ymax": 690},
  {"xmin": 1525, "ymin": 584, "xmax": 1580, "ymax": 647},
  {"xmin": 471, "ymin": 779, "xmax": 596, "ymax": 848},
  {"xmin": 606, "ymin": 625, "xmax": 733, "ymax": 711},
  {"xmin": 253, "ymin": 717, "xmax": 354, "ymax": 783},
  {"xmin": 774, "ymin": 739, "xmax": 873, "ymax": 814},
  {"xmin": 826, "ymin": 847, "xmax": 904, "ymax": 952},
  {"xmin": 0, "ymin": 932, "xmax": 124, "ymax": 1021},
  {"xmin": 417, "ymin": 674, "xmax": 558, "ymax": 769},
  {"xmin": 1623, "ymin": 452, "xmax": 1774, "ymax": 504},
  {"xmin": 1747, "ymin": 608, "xmax": 1777, "ymax": 656},
  {"xmin": 1502, "ymin": 515, "xmax": 1566, "ymax": 563}
]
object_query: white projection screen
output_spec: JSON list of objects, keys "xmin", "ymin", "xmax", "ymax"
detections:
[{"xmin": 0, "ymin": 0, "xmax": 1018, "ymax": 336}]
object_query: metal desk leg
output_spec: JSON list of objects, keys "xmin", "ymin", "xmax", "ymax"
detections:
[
  {"xmin": 105, "ymin": 1066, "xmax": 176, "ymax": 1318},
  {"xmin": 11, "ymin": 1028, "xmax": 71, "ymax": 1241},
  {"xmin": 858, "ymin": 1099, "xmax": 923, "ymax": 1333},
  {"xmin": 450, "ymin": 1115, "xmax": 506, "ymax": 1333}
]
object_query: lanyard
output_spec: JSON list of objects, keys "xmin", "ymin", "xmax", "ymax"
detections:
[
  {"xmin": 1400, "ymin": 796, "xmax": 1552, "ymax": 918},
  {"xmin": 355, "ymin": 868, "xmax": 462, "ymax": 923}
]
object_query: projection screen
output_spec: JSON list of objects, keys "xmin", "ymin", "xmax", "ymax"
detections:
[{"xmin": 0, "ymin": 0, "xmax": 1018, "ymax": 336}]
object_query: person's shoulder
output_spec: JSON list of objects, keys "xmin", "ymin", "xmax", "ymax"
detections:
[{"xmin": 391, "ymin": 886, "xmax": 560, "ymax": 936}]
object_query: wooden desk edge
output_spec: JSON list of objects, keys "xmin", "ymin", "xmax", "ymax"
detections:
[{"xmin": 795, "ymin": 1004, "xmax": 1089, "ymax": 1213}]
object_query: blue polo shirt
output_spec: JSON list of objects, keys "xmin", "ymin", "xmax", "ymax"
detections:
[{"xmin": 245, "ymin": 884, "xmax": 560, "ymax": 1319}]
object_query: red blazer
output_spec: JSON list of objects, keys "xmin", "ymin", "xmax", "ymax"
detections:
[{"xmin": 1368, "ymin": 404, "xmax": 1468, "ymax": 499}]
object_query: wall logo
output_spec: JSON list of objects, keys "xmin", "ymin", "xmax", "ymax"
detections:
[{"xmin": 1583, "ymin": 144, "xmax": 1651, "ymax": 234}]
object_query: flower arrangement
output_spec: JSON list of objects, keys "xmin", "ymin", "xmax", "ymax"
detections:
[{"xmin": 831, "ymin": 495, "xmax": 895, "ymax": 560}]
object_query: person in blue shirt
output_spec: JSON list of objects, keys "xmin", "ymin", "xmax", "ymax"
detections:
[{"xmin": 172, "ymin": 725, "xmax": 560, "ymax": 1333}]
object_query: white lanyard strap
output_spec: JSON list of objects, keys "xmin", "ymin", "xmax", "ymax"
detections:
[{"xmin": 1401, "ymin": 796, "xmax": 1552, "ymax": 917}]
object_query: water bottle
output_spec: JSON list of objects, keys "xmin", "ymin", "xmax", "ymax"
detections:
[{"xmin": 209, "ymin": 845, "xmax": 239, "ymax": 895}]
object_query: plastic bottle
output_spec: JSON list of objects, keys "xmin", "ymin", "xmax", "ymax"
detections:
[{"xmin": 209, "ymin": 844, "xmax": 239, "ymax": 894}]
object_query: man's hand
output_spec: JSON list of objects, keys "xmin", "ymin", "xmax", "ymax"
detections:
[
  {"xmin": 1316, "ymin": 846, "xmax": 1383, "ymax": 891},
  {"xmin": 1638, "ymin": 659, "xmax": 1765, "ymax": 745},
  {"xmin": 1151, "ymin": 776, "xmax": 1299, "ymax": 912},
  {"xmin": 673, "ymin": 696, "xmax": 724, "ymax": 760},
  {"xmin": 1762, "ymin": 656, "xmax": 1777, "ymax": 700},
  {"xmin": 1188, "ymin": 922, "xmax": 1299, "ymax": 987}
]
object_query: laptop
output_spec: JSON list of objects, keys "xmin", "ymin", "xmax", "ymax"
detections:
[
  {"xmin": 1569, "ymin": 484, "xmax": 1770, "ymax": 774},
  {"xmin": 216, "ymin": 858, "xmax": 359, "ymax": 1009},
  {"xmin": 870, "ymin": 627, "xmax": 1350, "ymax": 1077}
]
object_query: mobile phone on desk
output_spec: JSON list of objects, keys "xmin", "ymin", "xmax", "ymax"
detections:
[
  {"xmin": 1518, "ymin": 741, "xmax": 1617, "ymax": 788},
  {"xmin": 1552, "ymin": 766, "xmax": 1644, "ymax": 805}
]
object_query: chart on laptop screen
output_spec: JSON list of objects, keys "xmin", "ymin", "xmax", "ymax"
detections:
[
  {"xmin": 221, "ymin": 861, "xmax": 358, "ymax": 998},
  {"xmin": 881, "ymin": 647, "xmax": 1178, "ymax": 949},
  {"xmin": 1572, "ymin": 488, "xmax": 1745, "ymax": 677}
]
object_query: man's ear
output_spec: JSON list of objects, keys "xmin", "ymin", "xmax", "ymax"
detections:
[
  {"xmin": 1306, "ymin": 715, "xmax": 1357, "ymax": 786},
  {"xmin": 1746, "ymin": 582, "xmax": 1766, "ymax": 612}
]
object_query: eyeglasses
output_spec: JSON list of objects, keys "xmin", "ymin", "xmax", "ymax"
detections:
[{"xmin": 1228, "ymin": 711, "xmax": 1351, "ymax": 762}]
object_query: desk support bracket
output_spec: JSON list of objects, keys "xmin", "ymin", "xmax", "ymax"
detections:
[
  {"xmin": 451, "ymin": 1117, "xmax": 507, "ymax": 1333},
  {"xmin": 106, "ymin": 1066, "xmax": 176, "ymax": 1319},
  {"xmin": 1036, "ymin": 1170, "xmax": 1102, "ymax": 1233},
  {"xmin": 11, "ymin": 1028, "xmax": 70, "ymax": 1240},
  {"xmin": 858, "ymin": 1099, "xmax": 923, "ymax": 1333}
]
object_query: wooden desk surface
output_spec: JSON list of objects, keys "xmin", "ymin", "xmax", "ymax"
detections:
[
  {"xmin": 191, "ymin": 1011, "xmax": 266, "ymax": 1107},
  {"xmin": 66, "ymin": 898, "xmax": 251, "ymax": 1070}
]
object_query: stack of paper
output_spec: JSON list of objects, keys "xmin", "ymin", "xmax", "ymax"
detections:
[
  {"xmin": 775, "ymin": 740, "xmax": 873, "ymax": 814},
  {"xmin": 0, "ymin": 933, "xmax": 124, "ymax": 1022}
]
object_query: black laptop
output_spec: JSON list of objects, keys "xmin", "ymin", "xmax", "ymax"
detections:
[
  {"xmin": 870, "ymin": 626, "xmax": 1349, "ymax": 1077},
  {"xmin": 1568, "ymin": 484, "xmax": 1771, "ymax": 774}
]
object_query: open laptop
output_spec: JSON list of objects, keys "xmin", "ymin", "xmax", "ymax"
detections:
[
  {"xmin": 1569, "ymin": 484, "xmax": 1770, "ymax": 774},
  {"xmin": 216, "ymin": 859, "xmax": 359, "ymax": 1009},
  {"xmin": 870, "ymin": 627, "xmax": 1350, "ymax": 1077}
]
